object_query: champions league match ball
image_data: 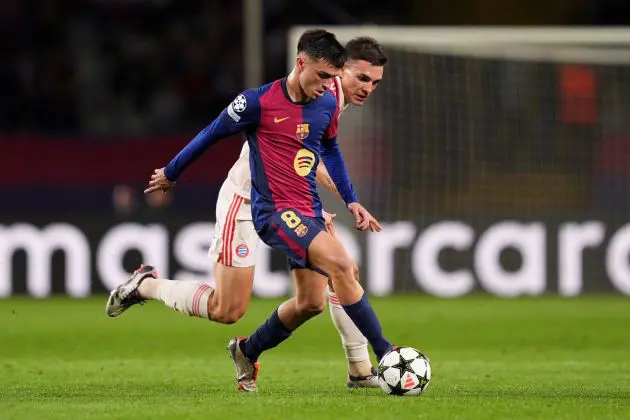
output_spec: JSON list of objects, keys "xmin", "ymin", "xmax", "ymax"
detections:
[{"xmin": 378, "ymin": 347, "xmax": 431, "ymax": 396}]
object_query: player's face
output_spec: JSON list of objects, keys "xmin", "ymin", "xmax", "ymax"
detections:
[
  {"xmin": 296, "ymin": 56, "xmax": 342, "ymax": 100},
  {"xmin": 341, "ymin": 60, "xmax": 384, "ymax": 106}
]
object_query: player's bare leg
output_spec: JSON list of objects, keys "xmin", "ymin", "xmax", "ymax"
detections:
[
  {"xmin": 107, "ymin": 262, "xmax": 254, "ymax": 324},
  {"xmin": 277, "ymin": 269, "xmax": 329, "ymax": 329},
  {"xmin": 308, "ymin": 230, "xmax": 393, "ymax": 362},
  {"xmin": 264, "ymin": 260, "xmax": 377, "ymax": 387},
  {"xmin": 270, "ymin": 268, "xmax": 375, "ymax": 388},
  {"xmin": 322, "ymin": 218, "xmax": 375, "ymax": 383},
  {"xmin": 207, "ymin": 263, "xmax": 254, "ymax": 324},
  {"xmin": 228, "ymin": 268, "xmax": 328, "ymax": 392}
]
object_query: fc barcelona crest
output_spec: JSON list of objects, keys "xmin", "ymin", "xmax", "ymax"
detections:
[
  {"xmin": 296, "ymin": 123, "xmax": 310, "ymax": 140},
  {"xmin": 294, "ymin": 223, "xmax": 309, "ymax": 237}
]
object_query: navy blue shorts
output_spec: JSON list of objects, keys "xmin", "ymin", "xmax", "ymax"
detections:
[{"xmin": 257, "ymin": 208, "xmax": 328, "ymax": 275}]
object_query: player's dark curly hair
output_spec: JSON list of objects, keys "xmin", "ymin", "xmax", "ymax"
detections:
[
  {"xmin": 297, "ymin": 29, "xmax": 347, "ymax": 69},
  {"xmin": 345, "ymin": 37, "xmax": 388, "ymax": 66}
]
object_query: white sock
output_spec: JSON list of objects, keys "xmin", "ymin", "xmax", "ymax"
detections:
[
  {"xmin": 139, "ymin": 278, "xmax": 214, "ymax": 319},
  {"xmin": 328, "ymin": 289, "xmax": 372, "ymax": 376}
]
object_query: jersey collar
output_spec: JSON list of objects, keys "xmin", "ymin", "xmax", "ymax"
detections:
[{"xmin": 280, "ymin": 78, "xmax": 312, "ymax": 105}]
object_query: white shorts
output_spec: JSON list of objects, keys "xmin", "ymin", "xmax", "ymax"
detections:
[{"xmin": 209, "ymin": 190, "xmax": 259, "ymax": 268}]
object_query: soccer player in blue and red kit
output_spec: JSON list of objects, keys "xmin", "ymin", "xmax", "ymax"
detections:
[{"xmin": 142, "ymin": 30, "xmax": 395, "ymax": 391}]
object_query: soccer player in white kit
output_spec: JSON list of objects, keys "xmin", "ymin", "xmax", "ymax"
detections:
[{"xmin": 107, "ymin": 36, "xmax": 388, "ymax": 388}]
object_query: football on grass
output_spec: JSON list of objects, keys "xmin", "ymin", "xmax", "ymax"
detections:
[{"xmin": 378, "ymin": 347, "xmax": 431, "ymax": 396}]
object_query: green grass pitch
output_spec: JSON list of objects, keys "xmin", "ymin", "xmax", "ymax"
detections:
[{"xmin": 1, "ymin": 295, "xmax": 629, "ymax": 419}]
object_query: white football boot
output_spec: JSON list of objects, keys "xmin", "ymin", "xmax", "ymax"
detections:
[
  {"xmin": 227, "ymin": 336, "xmax": 260, "ymax": 392},
  {"xmin": 105, "ymin": 265, "xmax": 158, "ymax": 317}
]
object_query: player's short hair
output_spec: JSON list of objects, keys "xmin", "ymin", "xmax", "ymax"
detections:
[
  {"xmin": 345, "ymin": 37, "xmax": 388, "ymax": 66},
  {"xmin": 297, "ymin": 29, "xmax": 347, "ymax": 69}
]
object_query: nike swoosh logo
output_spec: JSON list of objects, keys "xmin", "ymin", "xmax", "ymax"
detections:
[{"xmin": 274, "ymin": 116, "xmax": 290, "ymax": 123}]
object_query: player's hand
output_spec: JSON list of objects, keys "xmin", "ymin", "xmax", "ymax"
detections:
[
  {"xmin": 347, "ymin": 202, "xmax": 382, "ymax": 232},
  {"xmin": 366, "ymin": 213, "xmax": 382, "ymax": 232},
  {"xmin": 322, "ymin": 210, "xmax": 337, "ymax": 237},
  {"xmin": 144, "ymin": 168, "xmax": 175, "ymax": 194}
]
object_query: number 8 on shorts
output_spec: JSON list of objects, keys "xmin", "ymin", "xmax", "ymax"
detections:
[{"xmin": 280, "ymin": 210, "xmax": 302, "ymax": 229}]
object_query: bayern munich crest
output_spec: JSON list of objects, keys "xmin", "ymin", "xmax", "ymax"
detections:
[{"xmin": 235, "ymin": 243, "xmax": 249, "ymax": 258}]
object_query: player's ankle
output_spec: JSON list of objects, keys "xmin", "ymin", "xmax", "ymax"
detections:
[
  {"xmin": 348, "ymin": 360, "xmax": 374, "ymax": 377},
  {"xmin": 137, "ymin": 277, "xmax": 159, "ymax": 300}
]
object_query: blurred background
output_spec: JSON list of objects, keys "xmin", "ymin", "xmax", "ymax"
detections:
[{"xmin": 3, "ymin": 0, "xmax": 630, "ymax": 299}]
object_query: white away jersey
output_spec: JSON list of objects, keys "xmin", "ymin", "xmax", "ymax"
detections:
[{"xmin": 225, "ymin": 76, "xmax": 348, "ymax": 199}]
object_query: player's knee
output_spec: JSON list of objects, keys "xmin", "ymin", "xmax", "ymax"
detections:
[
  {"xmin": 210, "ymin": 304, "xmax": 247, "ymax": 325},
  {"xmin": 212, "ymin": 309, "xmax": 245, "ymax": 325},
  {"xmin": 326, "ymin": 254, "xmax": 355, "ymax": 280},
  {"xmin": 296, "ymin": 297, "xmax": 326, "ymax": 317},
  {"xmin": 353, "ymin": 263, "xmax": 360, "ymax": 282}
]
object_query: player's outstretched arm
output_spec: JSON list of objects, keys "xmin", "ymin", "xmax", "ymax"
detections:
[{"xmin": 145, "ymin": 90, "xmax": 261, "ymax": 194}]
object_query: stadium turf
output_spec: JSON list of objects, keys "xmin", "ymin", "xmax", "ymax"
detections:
[{"xmin": 1, "ymin": 295, "xmax": 628, "ymax": 419}]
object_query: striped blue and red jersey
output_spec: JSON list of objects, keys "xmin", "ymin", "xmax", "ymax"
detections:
[{"xmin": 164, "ymin": 78, "xmax": 358, "ymax": 229}]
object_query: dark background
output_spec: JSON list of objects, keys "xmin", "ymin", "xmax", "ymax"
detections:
[{"xmin": 2, "ymin": 0, "xmax": 630, "ymax": 214}]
